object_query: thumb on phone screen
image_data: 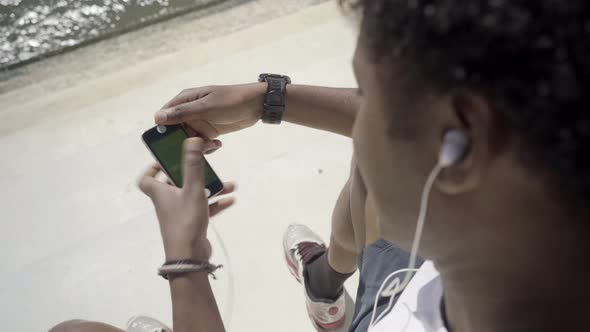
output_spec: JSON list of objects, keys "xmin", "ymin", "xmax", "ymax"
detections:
[{"xmin": 182, "ymin": 137, "xmax": 207, "ymax": 198}]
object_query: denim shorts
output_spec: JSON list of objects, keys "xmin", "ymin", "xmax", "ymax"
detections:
[{"xmin": 350, "ymin": 239, "xmax": 425, "ymax": 332}]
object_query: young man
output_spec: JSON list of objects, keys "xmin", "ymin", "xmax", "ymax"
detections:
[{"xmin": 51, "ymin": 0, "xmax": 590, "ymax": 331}]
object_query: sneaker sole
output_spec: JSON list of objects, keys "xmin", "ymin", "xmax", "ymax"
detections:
[{"xmin": 306, "ymin": 307, "xmax": 346, "ymax": 331}]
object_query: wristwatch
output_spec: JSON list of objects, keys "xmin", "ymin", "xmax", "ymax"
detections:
[{"xmin": 258, "ymin": 73, "xmax": 291, "ymax": 124}]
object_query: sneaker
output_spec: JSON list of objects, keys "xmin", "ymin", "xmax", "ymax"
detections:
[
  {"xmin": 283, "ymin": 224, "xmax": 346, "ymax": 330},
  {"xmin": 126, "ymin": 316, "xmax": 171, "ymax": 332}
]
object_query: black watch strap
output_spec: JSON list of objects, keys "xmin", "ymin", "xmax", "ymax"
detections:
[{"xmin": 258, "ymin": 73, "xmax": 291, "ymax": 124}]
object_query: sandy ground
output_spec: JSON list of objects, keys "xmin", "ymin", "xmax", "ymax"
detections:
[{"xmin": 0, "ymin": 1, "xmax": 359, "ymax": 331}]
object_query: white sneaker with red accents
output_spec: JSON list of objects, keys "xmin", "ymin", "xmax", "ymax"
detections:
[{"xmin": 283, "ymin": 224, "xmax": 346, "ymax": 331}]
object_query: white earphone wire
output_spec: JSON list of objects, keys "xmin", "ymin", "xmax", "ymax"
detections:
[
  {"xmin": 209, "ymin": 223, "xmax": 235, "ymax": 326},
  {"xmin": 368, "ymin": 268, "xmax": 420, "ymax": 329},
  {"xmin": 368, "ymin": 163, "xmax": 444, "ymax": 330}
]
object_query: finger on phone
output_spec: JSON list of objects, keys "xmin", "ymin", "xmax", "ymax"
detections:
[
  {"xmin": 204, "ymin": 140, "xmax": 222, "ymax": 154},
  {"xmin": 182, "ymin": 124, "xmax": 199, "ymax": 137},
  {"xmin": 217, "ymin": 182, "xmax": 236, "ymax": 196},
  {"xmin": 181, "ymin": 126, "xmax": 220, "ymax": 153},
  {"xmin": 182, "ymin": 137, "xmax": 206, "ymax": 194},
  {"xmin": 203, "ymin": 139, "xmax": 221, "ymax": 150},
  {"xmin": 184, "ymin": 120, "xmax": 220, "ymax": 140},
  {"xmin": 138, "ymin": 163, "xmax": 162, "ymax": 196},
  {"xmin": 143, "ymin": 163, "xmax": 161, "ymax": 177},
  {"xmin": 209, "ymin": 197, "xmax": 235, "ymax": 217},
  {"xmin": 155, "ymin": 99, "xmax": 208, "ymax": 125}
]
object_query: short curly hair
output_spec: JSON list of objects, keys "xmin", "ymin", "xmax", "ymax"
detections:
[{"xmin": 343, "ymin": 0, "xmax": 590, "ymax": 213}]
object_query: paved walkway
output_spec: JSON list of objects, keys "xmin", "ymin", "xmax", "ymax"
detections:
[{"xmin": 0, "ymin": 2, "xmax": 358, "ymax": 331}]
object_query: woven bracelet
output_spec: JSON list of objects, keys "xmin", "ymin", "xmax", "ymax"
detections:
[{"xmin": 158, "ymin": 260, "xmax": 223, "ymax": 280}]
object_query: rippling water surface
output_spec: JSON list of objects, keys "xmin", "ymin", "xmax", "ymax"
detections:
[{"xmin": 0, "ymin": 0, "xmax": 219, "ymax": 69}]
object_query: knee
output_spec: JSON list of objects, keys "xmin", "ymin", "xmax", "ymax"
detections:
[{"xmin": 48, "ymin": 320, "xmax": 87, "ymax": 332}]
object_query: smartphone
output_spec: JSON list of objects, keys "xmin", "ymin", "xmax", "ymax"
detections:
[{"xmin": 142, "ymin": 124, "xmax": 224, "ymax": 198}]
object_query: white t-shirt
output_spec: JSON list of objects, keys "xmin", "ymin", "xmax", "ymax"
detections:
[{"xmin": 369, "ymin": 261, "xmax": 448, "ymax": 332}]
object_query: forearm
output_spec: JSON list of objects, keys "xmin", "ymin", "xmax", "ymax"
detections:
[
  {"xmin": 283, "ymin": 84, "xmax": 360, "ymax": 137},
  {"xmin": 169, "ymin": 273, "xmax": 225, "ymax": 332}
]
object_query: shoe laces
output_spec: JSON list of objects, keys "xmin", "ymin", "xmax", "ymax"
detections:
[{"xmin": 296, "ymin": 241, "xmax": 326, "ymax": 265}]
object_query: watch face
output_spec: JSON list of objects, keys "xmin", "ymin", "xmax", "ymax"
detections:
[
  {"xmin": 258, "ymin": 73, "xmax": 291, "ymax": 83},
  {"xmin": 268, "ymin": 79, "xmax": 282, "ymax": 90}
]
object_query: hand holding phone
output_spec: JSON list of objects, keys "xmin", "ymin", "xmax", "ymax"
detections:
[
  {"xmin": 138, "ymin": 137, "xmax": 235, "ymax": 261},
  {"xmin": 142, "ymin": 124, "xmax": 225, "ymax": 198}
]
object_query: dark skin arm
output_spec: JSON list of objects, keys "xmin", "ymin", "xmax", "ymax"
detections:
[
  {"xmin": 169, "ymin": 274, "xmax": 225, "ymax": 332},
  {"xmin": 283, "ymin": 85, "xmax": 359, "ymax": 137},
  {"xmin": 155, "ymin": 83, "xmax": 361, "ymax": 138}
]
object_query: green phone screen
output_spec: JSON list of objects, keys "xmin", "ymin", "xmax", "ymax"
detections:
[{"xmin": 150, "ymin": 129, "xmax": 218, "ymax": 187}]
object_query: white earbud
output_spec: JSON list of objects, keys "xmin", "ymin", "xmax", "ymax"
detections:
[{"xmin": 439, "ymin": 129, "xmax": 469, "ymax": 167}]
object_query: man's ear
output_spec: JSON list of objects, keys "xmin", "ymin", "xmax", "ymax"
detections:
[{"xmin": 436, "ymin": 91, "xmax": 495, "ymax": 194}]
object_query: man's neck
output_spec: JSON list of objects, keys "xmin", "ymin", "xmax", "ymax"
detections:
[{"xmin": 436, "ymin": 225, "xmax": 590, "ymax": 332}]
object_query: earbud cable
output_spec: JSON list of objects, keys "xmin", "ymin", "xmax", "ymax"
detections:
[
  {"xmin": 368, "ymin": 163, "xmax": 444, "ymax": 330},
  {"xmin": 209, "ymin": 222, "xmax": 235, "ymax": 327}
]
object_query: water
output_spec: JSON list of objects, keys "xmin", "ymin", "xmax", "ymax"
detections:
[{"xmin": 0, "ymin": 0, "xmax": 222, "ymax": 69}]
